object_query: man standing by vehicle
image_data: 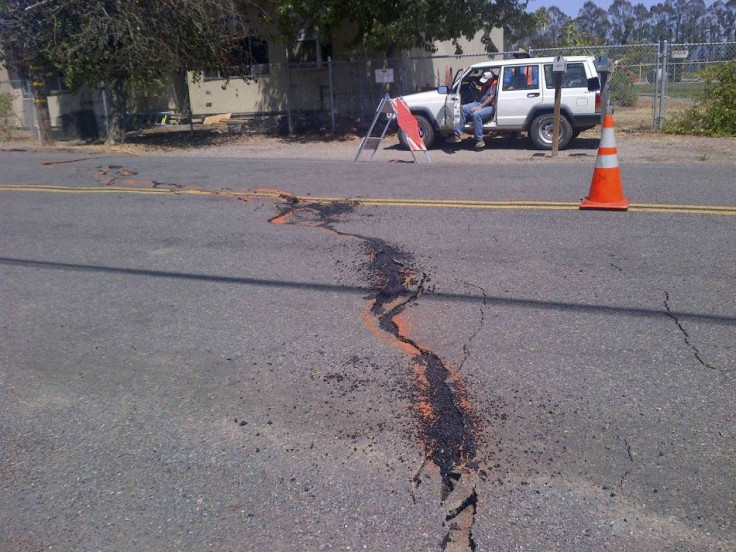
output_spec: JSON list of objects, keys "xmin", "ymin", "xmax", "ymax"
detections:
[{"xmin": 448, "ymin": 70, "xmax": 498, "ymax": 149}]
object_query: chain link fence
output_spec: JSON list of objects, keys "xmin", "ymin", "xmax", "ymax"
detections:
[
  {"xmin": 0, "ymin": 78, "xmax": 112, "ymax": 140},
  {"xmin": 526, "ymin": 41, "xmax": 736, "ymax": 129},
  {"xmin": 174, "ymin": 40, "xmax": 736, "ymax": 136},
  {"xmin": 2, "ymin": 41, "xmax": 734, "ymax": 141},
  {"xmin": 0, "ymin": 79, "xmax": 37, "ymax": 138}
]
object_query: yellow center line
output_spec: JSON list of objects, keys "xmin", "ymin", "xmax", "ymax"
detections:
[{"xmin": 1, "ymin": 183, "xmax": 734, "ymax": 215}]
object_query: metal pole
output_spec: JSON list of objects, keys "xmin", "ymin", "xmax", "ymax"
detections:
[
  {"xmin": 653, "ymin": 42, "xmax": 660, "ymax": 127},
  {"xmin": 659, "ymin": 40, "xmax": 669, "ymax": 129},
  {"xmin": 595, "ymin": 56, "xmax": 612, "ymax": 123},
  {"xmin": 600, "ymin": 73, "xmax": 610, "ymax": 121},
  {"xmin": 358, "ymin": 63, "xmax": 364, "ymax": 121},
  {"xmin": 328, "ymin": 57, "xmax": 335, "ymax": 132},
  {"xmin": 284, "ymin": 52, "xmax": 293, "ymax": 135},
  {"xmin": 24, "ymin": 0, "xmax": 54, "ymax": 10},
  {"xmin": 27, "ymin": 80, "xmax": 40, "ymax": 143},
  {"xmin": 101, "ymin": 84, "xmax": 110, "ymax": 138}
]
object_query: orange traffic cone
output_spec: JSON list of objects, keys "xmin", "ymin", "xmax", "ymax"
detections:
[{"xmin": 580, "ymin": 114, "xmax": 629, "ymax": 210}]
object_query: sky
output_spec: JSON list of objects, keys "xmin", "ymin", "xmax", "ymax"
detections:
[{"xmin": 526, "ymin": 0, "xmax": 715, "ymax": 18}]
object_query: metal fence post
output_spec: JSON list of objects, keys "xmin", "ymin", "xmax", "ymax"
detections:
[
  {"xmin": 653, "ymin": 41, "xmax": 661, "ymax": 128},
  {"xmin": 284, "ymin": 53, "xmax": 293, "ymax": 135},
  {"xmin": 26, "ymin": 79, "xmax": 40, "ymax": 142},
  {"xmin": 328, "ymin": 57, "xmax": 335, "ymax": 132},
  {"xmin": 360, "ymin": 61, "xmax": 367, "ymax": 120},
  {"xmin": 100, "ymin": 84, "xmax": 110, "ymax": 139},
  {"xmin": 658, "ymin": 40, "xmax": 669, "ymax": 129}
]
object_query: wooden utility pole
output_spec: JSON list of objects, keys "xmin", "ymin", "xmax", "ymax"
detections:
[{"xmin": 551, "ymin": 56, "xmax": 567, "ymax": 158}]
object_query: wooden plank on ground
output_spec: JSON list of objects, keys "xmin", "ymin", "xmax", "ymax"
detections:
[{"xmin": 202, "ymin": 113, "xmax": 232, "ymax": 125}]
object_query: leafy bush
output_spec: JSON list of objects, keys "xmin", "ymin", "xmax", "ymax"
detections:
[
  {"xmin": 663, "ymin": 61, "xmax": 736, "ymax": 137},
  {"xmin": 608, "ymin": 70, "xmax": 637, "ymax": 107},
  {"xmin": 0, "ymin": 92, "xmax": 18, "ymax": 140}
]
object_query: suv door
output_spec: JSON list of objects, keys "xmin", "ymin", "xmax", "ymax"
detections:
[
  {"xmin": 495, "ymin": 63, "xmax": 543, "ymax": 128},
  {"xmin": 441, "ymin": 69, "xmax": 464, "ymax": 132}
]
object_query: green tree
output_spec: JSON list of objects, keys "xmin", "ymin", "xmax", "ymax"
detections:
[
  {"xmin": 1, "ymin": 0, "xmax": 250, "ymax": 145},
  {"xmin": 560, "ymin": 20, "xmax": 585, "ymax": 46},
  {"xmin": 575, "ymin": 1, "xmax": 610, "ymax": 44},
  {"xmin": 608, "ymin": 0, "xmax": 635, "ymax": 44},
  {"xmin": 678, "ymin": 0, "xmax": 708, "ymax": 42},
  {"xmin": 608, "ymin": 69, "xmax": 637, "ymax": 107},
  {"xmin": 56, "ymin": 0, "xmax": 249, "ymax": 144},
  {"xmin": 0, "ymin": 91, "xmax": 18, "ymax": 140},
  {"xmin": 630, "ymin": 3, "xmax": 652, "ymax": 42},
  {"xmin": 0, "ymin": 0, "xmax": 61, "ymax": 145},
  {"xmin": 521, "ymin": 7, "xmax": 571, "ymax": 49},
  {"xmin": 268, "ymin": 0, "xmax": 526, "ymax": 57},
  {"xmin": 664, "ymin": 61, "xmax": 736, "ymax": 136},
  {"xmin": 505, "ymin": 9, "xmax": 547, "ymax": 50}
]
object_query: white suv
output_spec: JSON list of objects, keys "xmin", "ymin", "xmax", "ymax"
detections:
[{"xmin": 399, "ymin": 56, "xmax": 602, "ymax": 149}]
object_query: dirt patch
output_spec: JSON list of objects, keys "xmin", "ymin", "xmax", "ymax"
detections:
[{"xmin": 2, "ymin": 100, "xmax": 734, "ymax": 165}]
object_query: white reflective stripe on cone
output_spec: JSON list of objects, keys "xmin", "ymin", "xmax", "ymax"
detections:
[
  {"xmin": 595, "ymin": 153, "xmax": 619, "ymax": 169},
  {"xmin": 600, "ymin": 128, "xmax": 616, "ymax": 148}
]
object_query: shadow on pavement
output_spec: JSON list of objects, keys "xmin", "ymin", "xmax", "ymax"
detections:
[{"xmin": 2, "ymin": 256, "xmax": 733, "ymax": 326}]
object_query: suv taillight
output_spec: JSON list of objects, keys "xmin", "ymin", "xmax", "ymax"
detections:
[{"xmin": 595, "ymin": 92, "xmax": 602, "ymax": 113}]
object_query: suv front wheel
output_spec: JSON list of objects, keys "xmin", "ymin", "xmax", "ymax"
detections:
[{"xmin": 529, "ymin": 113, "xmax": 573, "ymax": 150}]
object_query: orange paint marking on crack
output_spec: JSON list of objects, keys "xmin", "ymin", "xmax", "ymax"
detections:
[
  {"xmin": 402, "ymin": 269, "xmax": 416, "ymax": 289},
  {"xmin": 395, "ymin": 311, "xmax": 477, "ymax": 463},
  {"xmin": 447, "ymin": 366, "xmax": 472, "ymax": 413},
  {"xmin": 360, "ymin": 308, "xmax": 435, "ymax": 424},
  {"xmin": 391, "ymin": 312, "xmax": 417, "ymax": 353},
  {"xmin": 360, "ymin": 309, "xmax": 418, "ymax": 357},
  {"xmin": 261, "ymin": 189, "xmax": 476, "ymax": 497},
  {"xmin": 269, "ymin": 208, "xmax": 307, "ymax": 225}
]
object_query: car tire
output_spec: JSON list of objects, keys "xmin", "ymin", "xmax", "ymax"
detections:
[
  {"xmin": 398, "ymin": 113, "xmax": 435, "ymax": 149},
  {"xmin": 529, "ymin": 113, "xmax": 573, "ymax": 150}
]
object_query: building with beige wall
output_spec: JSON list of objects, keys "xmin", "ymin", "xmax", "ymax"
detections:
[
  {"xmin": 1, "ymin": 17, "xmax": 502, "ymax": 138},
  {"xmin": 187, "ymin": 24, "xmax": 504, "ymax": 122}
]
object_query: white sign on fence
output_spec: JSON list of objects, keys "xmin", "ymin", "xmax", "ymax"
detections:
[
  {"xmin": 671, "ymin": 50, "xmax": 689, "ymax": 59},
  {"xmin": 375, "ymin": 68, "xmax": 394, "ymax": 84}
]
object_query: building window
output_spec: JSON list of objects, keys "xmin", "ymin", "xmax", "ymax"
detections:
[
  {"xmin": 288, "ymin": 30, "xmax": 332, "ymax": 69},
  {"xmin": 47, "ymin": 76, "xmax": 71, "ymax": 94},
  {"xmin": 204, "ymin": 35, "xmax": 269, "ymax": 80}
]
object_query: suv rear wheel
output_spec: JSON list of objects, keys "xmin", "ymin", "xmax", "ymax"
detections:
[
  {"xmin": 398, "ymin": 113, "xmax": 435, "ymax": 149},
  {"xmin": 529, "ymin": 113, "xmax": 573, "ymax": 150}
]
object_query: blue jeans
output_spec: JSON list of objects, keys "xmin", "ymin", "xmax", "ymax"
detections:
[{"xmin": 456, "ymin": 103, "xmax": 495, "ymax": 141}]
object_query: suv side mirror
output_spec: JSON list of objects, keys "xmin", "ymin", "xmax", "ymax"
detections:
[
  {"xmin": 437, "ymin": 85, "xmax": 449, "ymax": 94},
  {"xmin": 587, "ymin": 77, "xmax": 601, "ymax": 91}
]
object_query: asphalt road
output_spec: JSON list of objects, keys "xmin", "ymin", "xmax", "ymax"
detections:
[{"xmin": 1, "ymin": 150, "xmax": 734, "ymax": 551}]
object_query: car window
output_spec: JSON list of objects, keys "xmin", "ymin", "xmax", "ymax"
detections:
[
  {"xmin": 501, "ymin": 65, "xmax": 539, "ymax": 91},
  {"xmin": 457, "ymin": 68, "xmax": 499, "ymax": 102},
  {"xmin": 543, "ymin": 62, "xmax": 588, "ymax": 88}
]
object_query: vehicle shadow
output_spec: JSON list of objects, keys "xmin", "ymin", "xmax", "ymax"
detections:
[{"xmin": 385, "ymin": 134, "xmax": 601, "ymax": 155}]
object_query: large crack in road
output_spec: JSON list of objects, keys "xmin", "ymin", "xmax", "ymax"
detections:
[
  {"xmin": 74, "ymin": 165, "xmax": 482, "ymax": 549},
  {"xmin": 268, "ymin": 193, "xmax": 479, "ymax": 551}
]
